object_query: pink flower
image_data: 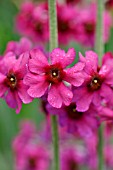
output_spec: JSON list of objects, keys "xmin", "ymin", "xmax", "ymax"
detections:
[
  {"xmin": 0, "ymin": 52, "xmax": 32, "ymax": 113},
  {"xmin": 13, "ymin": 121, "xmax": 50, "ymax": 170},
  {"xmin": 46, "ymin": 98, "xmax": 98, "ymax": 136},
  {"xmin": 61, "ymin": 146, "xmax": 86, "ymax": 170},
  {"xmin": 74, "ymin": 51, "xmax": 113, "ymax": 112},
  {"xmin": 75, "ymin": 3, "xmax": 112, "ymax": 47},
  {"xmin": 4, "ymin": 37, "xmax": 32, "ymax": 57},
  {"xmin": 57, "ymin": 4, "xmax": 79, "ymax": 44},
  {"xmin": 24, "ymin": 48, "xmax": 85, "ymax": 108},
  {"xmin": 14, "ymin": 143, "xmax": 50, "ymax": 170},
  {"xmin": 15, "ymin": 2, "xmax": 48, "ymax": 43},
  {"xmin": 13, "ymin": 121, "xmax": 36, "ymax": 158}
]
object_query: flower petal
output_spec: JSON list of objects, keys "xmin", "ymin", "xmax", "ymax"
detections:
[
  {"xmin": 5, "ymin": 90, "xmax": 22, "ymax": 113},
  {"xmin": 79, "ymin": 51, "xmax": 98, "ymax": 74},
  {"xmin": 59, "ymin": 83, "xmax": 73, "ymax": 106},
  {"xmin": 27, "ymin": 81, "xmax": 49, "ymax": 98},
  {"xmin": 0, "ymin": 73, "xmax": 7, "ymax": 97},
  {"xmin": 50, "ymin": 48, "xmax": 75, "ymax": 68},
  {"xmin": 24, "ymin": 73, "xmax": 45, "ymax": 85},
  {"xmin": 18, "ymin": 81, "xmax": 33, "ymax": 103},
  {"xmin": 30, "ymin": 49, "xmax": 48, "ymax": 67},
  {"xmin": 48, "ymin": 85, "xmax": 62, "ymax": 108},
  {"xmin": 100, "ymin": 83, "xmax": 113, "ymax": 102},
  {"xmin": 74, "ymin": 87, "xmax": 93, "ymax": 112},
  {"xmin": 65, "ymin": 63, "xmax": 85, "ymax": 87}
]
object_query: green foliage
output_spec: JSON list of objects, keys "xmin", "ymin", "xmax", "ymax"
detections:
[{"xmin": 0, "ymin": 0, "xmax": 19, "ymax": 54}]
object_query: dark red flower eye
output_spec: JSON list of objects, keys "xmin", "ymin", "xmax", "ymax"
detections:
[
  {"xmin": 66, "ymin": 102, "xmax": 83, "ymax": 120},
  {"xmin": 28, "ymin": 157, "xmax": 37, "ymax": 169},
  {"xmin": 84, "ymin": 22, "xmax": 95, "ymax": 34},
  {"xmin": 5, "ymin": 73, "xmax": 17, "ymax": 89},
  {"xmin": 45, "ymin": 63, "xmax": 65, "ymax": 84},
  {"xmin": 87, "ymin": 74, "xmax": 103, "ymax": 91}
]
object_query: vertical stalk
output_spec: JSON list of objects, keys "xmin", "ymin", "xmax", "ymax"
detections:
[
  {"xmin": 48, "ymin": 0, "xmax": 58, "ymax": 50},
  {"xmin": 95, "ymin": 1, "xmax": 104, "ymax": 170},
  {"xmin": 95, "ymin": 0, "xmax": 104, "ymax": 63},
  {"xmin": 48, "ymin": 0, "xmax": 59, "ymax": 170}
]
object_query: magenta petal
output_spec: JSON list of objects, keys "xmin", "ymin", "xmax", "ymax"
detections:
[
  {"xmin": 48, "ymin": 85, "xmax": 62, "ymax": 108},
  {"xmin": 0, "ymin": 55, "xmax": 16, "ymax": 74},
  {"xmin": 100, "ymin": 83, "xmax": 113, "ymax": 102},
  {"xmin": 92, "ymin": 91, "xmax": 101, "ymax": 106},
  {"xmin": 18, "ymin": 81, "xmax": 33, "ymax": 103},
  {"xmin": 0, "ymin": 73, "xmax": 7, "ymax": 97},
  {"xmin": 15, "ymin": 92, "xmax": 22, "ymax": 114},
  {"xmin": 30, "ymin": 49, "xmax": 48, "ymax": 67},
  {"xmin": 65, "ymin": 48, "xmax": 76, "ymax": 66},
  {"xmin": 5, "ymin": 90, "xmax": 17, "ymax": 108},
  {"xmin": 24, "ymin": 73, "xmax": 45, "ymax": 85},
  {"xmin": 102, "ymin": 52, "xmax": 113, "ymax": 65},
  {"xmin": 50, "ymin": 48, "xmax": 75, "ymax": 68},
  {"xmin": 27, "ymin": 81, "xmax": 49, "ymax": 98},
  {"xmin": 99, "ymin": 107, "xmax": 113, "ymax": 119},
  {"xmin": 5, "ymin": 90, "xmax": 22, "ymax": 113},
  {"xmin": 74, "ymin": 87, "xmax": 93, "ymax": 112},
  {"xmin": 65, "ymin": 67, "xmax": 85, "ymax": 87},
  {"xmin": 59, "ymin": 83, "xmax": 73, "ymax": 106},
  {"xmin": 79, "ymin": 51, "xmax": 98, "ymax": 74},
  {"xmin": 14, "ymin": 52, "xmax": 29, "ymax": 76},
  {"xmin": 0, "ymin": 84, "xmax": 7, "ymax": 97},
  {"xmin": 29, "ymin": 58, "xmax": 48, "ymax": 74}
]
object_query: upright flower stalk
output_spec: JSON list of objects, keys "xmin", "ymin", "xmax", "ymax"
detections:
[
  {"xmin": 95, "ymin": 0, "xmax": 104, "ymax": 63},
  {"xmin": 95, "ymin": 1, "xmax": 104, "ymax": 170},
  {"xmin": 48, "ymin": 0, "xmax": 59, "ymax": 170}
]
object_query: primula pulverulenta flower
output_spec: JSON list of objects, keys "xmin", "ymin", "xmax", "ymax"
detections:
[
  {"xmin": 13, "ymin": 121, "xmax": 36, "ymax": 158},
  {"xmin": 0, "ymin": 52, "xmax": 32, "ymax": 113},
  {"xmin": 4, "ymin": 37, "xmax": 32, "ymax": 58},
  {"xmin": 75, "ymin": 3, "xmax": 111, "ymax": 47},
  {"xmin": 24, "ymin": 48, "xmax": 85, "ymax": 108},
  {"xmin": 14, "ymin": 143, "xmax": 50, "ymax": 170},
  {"xmin": 74, "ymin": 51, "xmax": 113, "ymax": 112},
  {"xmin": 57, "ymin": 4, "xmax": 79, "ymax": 45},
  {"xmin": 61, "ymin": 146, "xmax": 85, "ymax": 170},
  {"xmin": 46, "ymin": 99, "xmax": 98, "ymax": 137},
  {"xmin": 15, "ymin": 2, "xmax": 48, "ymax": 43}
]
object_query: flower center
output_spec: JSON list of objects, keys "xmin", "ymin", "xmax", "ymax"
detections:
[
  {"xmin": 5, "ymin": 73, "xmax": 17, "ymax": 89},
  {"xmin": 28, "ymin": 157, "xmax": 36, "ymax": 169},
  {"xmin": 45, "ymin": 63, "xmax": 65, "ymax": 84},
  {"xmin": 69, "ymin": 159, "xmax": 78, "ymax": 170},
  {"xmin": 58, "ymin": 19, "xmax": 69, "ymax": 33},
  {"xmin": 66, "ymin": 102, "xmax": 83, "ymax": 120},
  {"xmin": 87, "ymin": 75, "xmax": 102, "ymax": 91},
  {"xmin": 84, "ymin": 22, "xmax": 95, "ymax": 34},
  {"xmin": 34, "ymin": 22, "xmax": 43, "ymax": 34}
]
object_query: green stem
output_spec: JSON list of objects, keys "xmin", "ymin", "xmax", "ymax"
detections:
[
  {"xmin": 48, "ymin": 0, "xmax": 59, "ymax": 170},
  {"xmin": 95, "ymin": 1, "xmax": 104, "ymax": 170},
  {"xmin": 48, "ymin": 0, "xmax": 58, "ymax": 50},
  {"xmin": 51, "ymin": 115, "xmax": 59, "ymax": 170},
  {"xmin": 95, "ymin": 0, "xmax": 104, "ymax": 63}
]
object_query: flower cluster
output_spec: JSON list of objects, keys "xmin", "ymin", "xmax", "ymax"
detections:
[
  {"xmin": 15, "ymin": 1, "xmax": 112, "ymax": 47},
  {"xmin": 1, "ymin": 37, "xmax": 113, "ymax": 134},
  {"xmin": 13, "ymin": 119, "xmax": 113, "ymax": 170}
]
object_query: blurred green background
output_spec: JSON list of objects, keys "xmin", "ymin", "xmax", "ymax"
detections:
[{"xmin": 0, "ymin": 0, "xmax": 113, "ymax": 169}]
